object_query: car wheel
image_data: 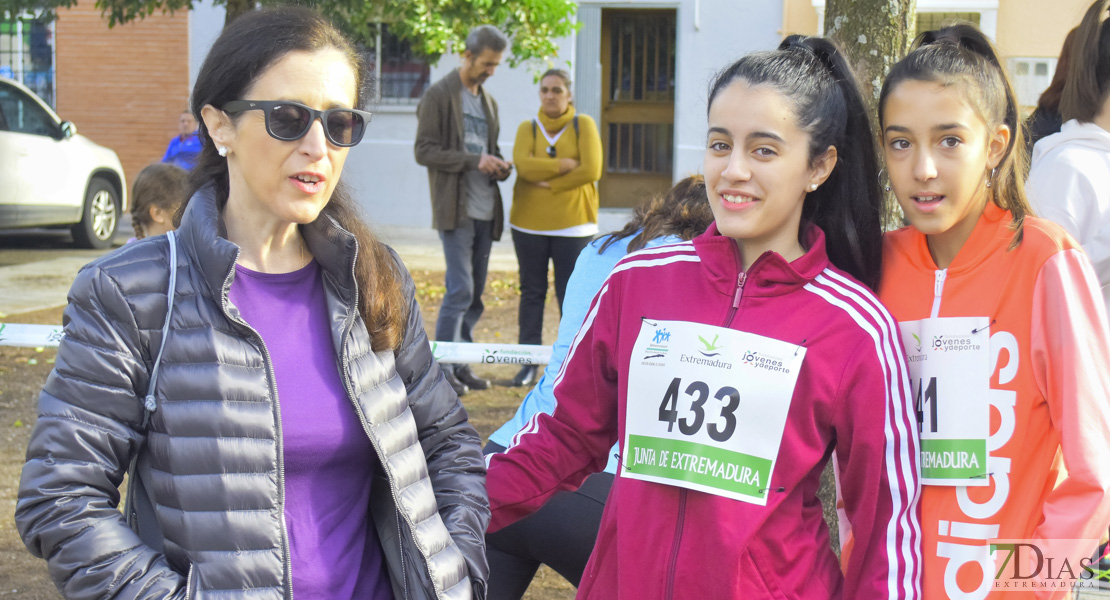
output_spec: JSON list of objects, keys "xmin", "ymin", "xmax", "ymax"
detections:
[{"xmin": 72, "ymin": 178, "xmax": 119, "ymax": 249}]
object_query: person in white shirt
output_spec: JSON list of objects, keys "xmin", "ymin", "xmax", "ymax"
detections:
[{"xmin": 1027, "ymin": 0, "xmax": 1110, "ymax": 320}]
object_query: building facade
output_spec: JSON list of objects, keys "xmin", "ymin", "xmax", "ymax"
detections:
[
  {"xmin": 344, "ymin": 0, "xmax": 1083, "ymax": 228},
  {"xmin": 6, "ymin": 0, "xmax": 1083, "ymax": 229}
]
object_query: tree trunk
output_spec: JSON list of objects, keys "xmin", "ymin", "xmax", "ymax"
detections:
[
  {"xmin": 824, "ymin": 0, "xmax": 917, "ymax": 109},
  {"xmin": 223, "ymin": 0, "xmax": 252, "ymax": 26},
  {"xmin": 824, "ymin": 0, "xmax": 917, "ymax": 227},
  {"xmin": 813, "ymin": 2, "xmax": 918, "ymax": 548}
]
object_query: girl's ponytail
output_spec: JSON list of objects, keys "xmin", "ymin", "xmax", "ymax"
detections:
[
  {"xmin": 1061, "ymin": 0, "xmax": 1110, "ymax": 123},
  {"xmin": 793, "ymin": 36, "xmax": 884, "ymax": 291}
]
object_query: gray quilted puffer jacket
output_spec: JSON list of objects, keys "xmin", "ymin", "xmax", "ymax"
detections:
[{"xmin": 16, "ymin": 187, "xmax": 490, "ymax": 599}]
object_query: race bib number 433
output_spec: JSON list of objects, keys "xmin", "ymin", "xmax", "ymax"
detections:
[{"xmin": 622, "ymin": 320, "xmax": 805, "ymax": 505}]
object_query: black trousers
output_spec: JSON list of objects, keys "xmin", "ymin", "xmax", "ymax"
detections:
[
  {"xmin": 483, "ymin": 441, "xmax": 614, "ymax": 599},
  {"xmin": 510, "ymin": 229, "xmax": 593, "ymax": 346}
]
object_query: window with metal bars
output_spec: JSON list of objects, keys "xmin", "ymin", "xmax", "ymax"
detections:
[
  {"xmin": 0, "ymin": 17, "xmax": 54, "ymax": 108},
  {"xmin": 366, "ymin": 23, "xmax": 430, "ymax": 105},
  {"xmin": 608, "ymin": 14, "xmax": 676, "ymax": 103},
  {"xmin": 606, "ymin": 12, "xmax": 676, "ymax": 176},
  {"xmin": 607, "ymin": 123, "xmax": 673, "ymax": 175},
  {"xmin": 915, "ymin": 12, "xmax": 981, "ymax": 37}
]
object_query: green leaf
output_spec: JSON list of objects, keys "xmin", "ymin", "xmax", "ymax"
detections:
[{"xmin": 80, "ymin": 0, "xmax": 577, "ymax": 71}]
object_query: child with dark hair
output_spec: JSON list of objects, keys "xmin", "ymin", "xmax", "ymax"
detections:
[
  {"xmin": 128, "ymin": 162, "xmax": 187, "ymax": 240},
  {"xmin": 486, "ymin": 35, "xmax": 921, "ymax": 599},
  {"xmin": 878, "ymin": 22, "xmax": 1110, "ymax": 599}
]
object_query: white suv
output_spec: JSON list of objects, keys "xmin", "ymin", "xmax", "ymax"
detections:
[{"xmin": 0, "ymin": 77, "xmax": 128, "ymax": 249}]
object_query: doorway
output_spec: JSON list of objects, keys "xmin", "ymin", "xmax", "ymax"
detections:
[{"xmin": 599, "ymin": 9, "xmax": 677, "ymax": 208}]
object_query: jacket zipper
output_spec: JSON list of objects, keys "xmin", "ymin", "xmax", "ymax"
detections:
[
  {"xmin": 930, "ymin": 269, "xmax": 947, "ymax": 319},
  {"xmin": 724, "ymin": 271, "xmax": 747, "ymax": 328},
  {"xmin": 663, "ymin": 490, "xmax": 688, "ymax": 600},
  {"xmin": 185, "ymin": 563, "xmax": 195, "ymax": 599},
  {"xmin": 221, "ymin": 259, "xmax": 295, "ymax": 599},
  {"xmin": 724, "ymin": 244, "xmax": 753, "ymax": 328},
  {"xmin": 339, "ymin": 325, "xmax": 418, "ymax": 600},
  {"xmin": 334, "ymin": 243, "xmax": 432, "ymax": 600},
  {"xmin": 665, "ymin": 244, "xmax": 759, "ymax": 597}
]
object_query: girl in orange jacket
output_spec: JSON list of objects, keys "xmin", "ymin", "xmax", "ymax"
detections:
[{"xmin": 876, "ymin": 24, "xmax": 1110, "ymax": 600}]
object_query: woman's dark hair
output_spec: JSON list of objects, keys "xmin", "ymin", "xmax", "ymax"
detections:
[
  {"xmin": 540, "ymin": 68, "xmax": 572, "ymax": 90},
  {"xmin": 1061, "ymin": 0, "xmax": 1110, "ymax": 122},
  {"xmin": 131, "ymin": 163, "xmax": 188, "ymax": 239},
  {"xmin": 1037, "ymin": 28, "xmax": 1077, "ymax": 113},
  {"xmin": 879, "ymin": 24, "xmax": 1032, "ymax": 247},
  {"xmin": 707, "ymin": 35, "xmax": 883, "ymax": 290},
  {"xmin": 599, "ymin": 175, "xmax": 715, "ymax": 253},
  {"xmin": 183, "ymin": 5, "xmax": 406, "ymax": 352}
]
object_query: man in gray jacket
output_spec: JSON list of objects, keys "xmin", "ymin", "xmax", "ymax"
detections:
[{"xmin": 415, "ymin": 25, "xmax": 512, "ymax": 396}]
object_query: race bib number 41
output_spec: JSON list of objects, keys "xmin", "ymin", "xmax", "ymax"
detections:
[
  {"xmin": 622, "ymin": 320, "xmax": 805, "ymax": 505},
  {"xmin": 899, "ymin": 317, "xmax": 991, "ymax": 486}
]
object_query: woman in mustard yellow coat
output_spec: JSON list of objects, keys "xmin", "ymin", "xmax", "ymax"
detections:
[{"xmin": 508, "ymin": 68, "xmax": 603, "ymax": 386}]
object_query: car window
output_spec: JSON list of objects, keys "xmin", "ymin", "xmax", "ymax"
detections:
[{"xmin": 0, "ymin": 83, "xmax": 58, "ymax": 137}]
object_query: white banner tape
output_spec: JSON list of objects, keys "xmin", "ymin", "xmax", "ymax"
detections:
[
  {"xmin": 431, "ymin": 340, "xmax": 551, "ymax": 366},
  {"xmin": 0, "ymin": 323, "xmax": 551, "ymax": 365},
  {"xmin": 0, "ymin": 323, "xmax": 64, "ymax": 348}
]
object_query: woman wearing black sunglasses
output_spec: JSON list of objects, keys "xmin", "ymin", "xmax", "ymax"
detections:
[
  {"xmin": 507, "ymin": 68, "xmax": 604, "ymax": 387},
  {"xmin": 16, "ymin": 6, "xmax": 489, "ymax": 600}
]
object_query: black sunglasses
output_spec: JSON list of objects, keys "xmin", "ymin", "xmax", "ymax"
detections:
[{"xmin": 222, "ymin": 100, "xmax": 373, "ymax": 147}]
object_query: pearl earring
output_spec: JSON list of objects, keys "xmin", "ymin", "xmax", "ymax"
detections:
[
  {"xmin": 218, "ymin": 146, "xmax": 228, "ymax": 157},
  {"xmin": 808, "ymin": 183, "xmax": 818, "ymax": 192},
  {"xmin": 884, "ymin": 184, "xmax": 892, "ymax": 192}
]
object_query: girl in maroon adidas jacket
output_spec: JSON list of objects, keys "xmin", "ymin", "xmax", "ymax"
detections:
[{"xmin": 486, "ymin": 36, "xmax": 921, "ymax": 600}]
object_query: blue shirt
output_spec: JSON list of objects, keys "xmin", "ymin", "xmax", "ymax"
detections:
[
  {"xmin": 162, "ymin": 132, "xmax": 203, "ymax": 170},
  {"xmin": 490, "ymin": 233, "xmax": 684, "ymax": 474}
]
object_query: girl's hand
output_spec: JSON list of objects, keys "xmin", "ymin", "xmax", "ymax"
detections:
[{"xmin": 558, "ymin": 158, "xmax": 580, "ymax": 174}]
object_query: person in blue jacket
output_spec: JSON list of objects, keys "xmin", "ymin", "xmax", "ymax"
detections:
[
  {"xmin": 482, "ymin": 175, "xmax": 714, "ymax": 599},
  {"xmin": 161, "ymin": 110, "xmax": 203, "ymax": 170}
]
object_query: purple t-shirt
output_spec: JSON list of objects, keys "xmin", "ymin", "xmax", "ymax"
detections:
[{"xmin": 229, "ymin": 260, "xmax": 392, "ymax": 599}]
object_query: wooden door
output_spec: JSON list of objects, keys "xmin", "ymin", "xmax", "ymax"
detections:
[{"xmin": 599, "ymin": 9, "xmax": 677, "ymax": 208}]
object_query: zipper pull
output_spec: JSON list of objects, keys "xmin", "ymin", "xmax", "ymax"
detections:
[
  {"xmin": 929, "ymin": 269, "xmax": 947, "ymax": 319},
  {"xmin": 732, "ymin": 271, "xmax": 747, "ymax": 309}
]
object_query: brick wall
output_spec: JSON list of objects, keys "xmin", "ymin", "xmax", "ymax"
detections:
[{"xmin": 54, "ymin": 0, "xmax": 190, "ymax": 196}]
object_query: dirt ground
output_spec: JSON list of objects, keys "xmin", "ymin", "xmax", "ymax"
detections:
[{"xmin": 0, "ymin": 269, "xmax": 575, "ymax": 600}]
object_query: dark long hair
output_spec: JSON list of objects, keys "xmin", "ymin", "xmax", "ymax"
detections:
[
  {"xmin": 183, "ymin": 5, "xmax": 407, "ymax": 352},
  {"xmin": 1037, "ymin": 28, "xmax": 1077, "ymax": 113},
  {"xmin": 1061, "ymin": 0, "xmax": 1110, "ymax": 123},
  {"xmin": 880, "ymin": 24, "xmax": 1032, "ymax": 247},
  {"xmin": 707, "ymin": 35, "xmax": 884, "ymax": 290},
  {"xmin": 131, "ymin": 163, "xmax": 188, "ymax": 239},
  {"xmin": 599, "ymin": 175, "xmax": 715, "ymax": 253}
]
